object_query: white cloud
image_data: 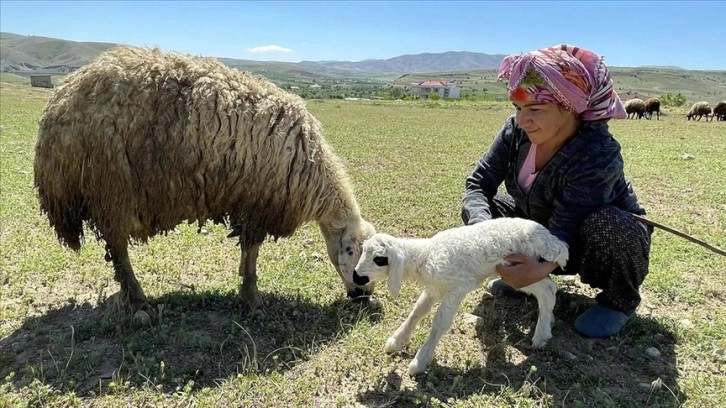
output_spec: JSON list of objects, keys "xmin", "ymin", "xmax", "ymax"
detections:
[{"xmin": 247, "ymin": 45, "xmax": 293, "ymax": 54}]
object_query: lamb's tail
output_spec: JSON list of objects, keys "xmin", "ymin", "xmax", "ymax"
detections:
[{"xmin": 541, "ymin": 235, "xmax": 569, "ymax": 269}]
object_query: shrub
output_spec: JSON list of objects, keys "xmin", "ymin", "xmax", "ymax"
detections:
[{"xmin": 660, "ymin": 92, "xmax": 687, "ymax": 107}]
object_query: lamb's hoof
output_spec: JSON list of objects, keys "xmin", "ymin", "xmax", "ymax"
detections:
[
  {"xmin": 531, "ymin": 335, "xmax": 551, "ymax": 348},
  {"xmin": 384, "ymin": 337, "xmax": 406, "ymax": 354},
  {"xmin": 408, "ymin": 358, "xmax": 427, "ymax": 375},
  {"xmin": 347, "ymin": 287, "xmax": 372, "ymax": 303}
]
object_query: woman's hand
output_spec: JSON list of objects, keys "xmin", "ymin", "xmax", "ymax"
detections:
[{"xmin": 495, "ymin": 253, "xmax": 558, "ymax": 289}]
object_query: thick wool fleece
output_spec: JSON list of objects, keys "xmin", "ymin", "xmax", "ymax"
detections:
[{"xmin": 34, "ymin": 46, "xmax": 361, "ymax": 249}]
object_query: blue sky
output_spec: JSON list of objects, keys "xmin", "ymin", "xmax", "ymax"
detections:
[{"xmin": 1, "ymin": 1, "xmax": 724, "ymax": 70}]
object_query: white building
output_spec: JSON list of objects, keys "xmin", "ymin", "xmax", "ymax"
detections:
[{"xmin": 409, "ymin": 80, "xmax": 460, "ymax": 99}]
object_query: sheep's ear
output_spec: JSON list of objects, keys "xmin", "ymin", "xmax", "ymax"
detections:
[
  {"xmin": 319, "ymin": 225, "xmax": 349, "ymax": 281},
  {"xmin": 386, "ymin": 247, "xmax": 404, "ymax": 297},
  {"xmin": 338, "ymin": 235, "xmax": 362, "ymax": 283},
  {"xmin": 337, "ymin": 220, "xmax": 376, "ymax": 282}
]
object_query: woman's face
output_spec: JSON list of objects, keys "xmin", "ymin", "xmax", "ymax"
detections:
[{"xmin": 512, "ymin": 101, "xmax": 579, "ymax": 146}]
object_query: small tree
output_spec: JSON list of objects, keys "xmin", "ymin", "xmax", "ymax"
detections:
[{"xmin": 428, "ymin": 91, "xmax": 440, "ymax": 101}]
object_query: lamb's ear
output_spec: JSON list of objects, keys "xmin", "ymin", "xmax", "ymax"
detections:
[
  {"xmin": 386, "ymin": 246, "xmax": 405, "ymax": 297},
  {"xmin": 556, "ymin": 252, "xmax": 569, "ymax": 269},
  {"xmin": 554, "ymin": 241, "xmax": 569, "ymax": 269}
]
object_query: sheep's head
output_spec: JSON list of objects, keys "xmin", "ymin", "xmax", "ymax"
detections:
[
  {"xmin": 337, "ymin": 218, "xmax": 376, "ymax": 281},
  {"xmin": 320, "ymin": 217, "xmax": 376, "ymax": 298},
  {"xmin": 352, "ymin": 233, "xmax": 405, "ymax": 297}
]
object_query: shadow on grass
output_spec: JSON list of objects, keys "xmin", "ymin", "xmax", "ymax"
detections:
[
  {"xmin": 0, "ymin": 289, "xmax": 382, "ymax": 397},
  {"xmin": 357, "ymin": 288, "xmax": 685, "ymax": 408}
]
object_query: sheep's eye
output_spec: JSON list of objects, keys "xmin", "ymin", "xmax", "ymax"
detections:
[{"xmin": 373, "ymin": 256, "xmax": 388, "ymax": 266}]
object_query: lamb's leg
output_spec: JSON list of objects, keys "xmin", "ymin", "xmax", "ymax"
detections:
[
  {"xmin": 408, "ymin": 291, "xmax": 466, "ymax": 375},
  {"xmin": 384, "ymin": 289, "xmax": 437, "ymax": 354},
  {"xmin": 106, "ymin": 241, "xmax": 148, "ymax": 310},
  {"xmin": 519, "ymin": 277, "xmax": 557, "ymax": 348},
  {"xmin": 239, "ymin": 243, "xmax": 264, "ymax": 314}
]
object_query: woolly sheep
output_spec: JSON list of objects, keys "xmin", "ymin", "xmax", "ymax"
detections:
[
  {"xmin": 352, "ymin": 218, "xmax": 569, "ymax": 375},
  {"xmin": 644, "ymin": 98, "xmax": 661, "ymax": 120},
  {"xmin": 687, "ymin": 101, "xmax": 711, "ymax": 121},
  {"xmin": 623, "ymin": 98, "xmax": 646, "ymax": 119},
  {"xmin": 34, "ymin": 46, "xmax": 376, "ymax": 312},
  {"xmin": 710, "ymin": 101, "xmax": 726, "ymax": 121}
]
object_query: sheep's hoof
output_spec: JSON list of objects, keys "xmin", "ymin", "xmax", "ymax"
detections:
[
  {"xmin": 121, "ymin": 290, "xmax": 150, "ymax": 312},
  {"xmin": 239, "ymin": 283, "xmax": 264, "ymax": 315},
  {"xmin": 133, "ymin": 309, "xmax": 152, "ymax": 325},
  {"xmin": 347, "ymin": 287, "xmax": 373, "ymax": 303},
  {"xmin": 240, "ymin": 297, "xmax": 263, "ymax": 315}
]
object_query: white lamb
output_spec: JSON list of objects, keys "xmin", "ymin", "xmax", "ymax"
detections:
[{"xmin": 352, "ymin": 217, "xmax": 569, "ymax": 375}]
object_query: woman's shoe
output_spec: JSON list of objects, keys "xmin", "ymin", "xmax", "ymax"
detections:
[
  {"xmin": 574, "ymin": 304, "xmax": 635, "ymax": 338},
  {"xmin": 487, "ymin": 278, "xmax": 527, "ymax": 298}
]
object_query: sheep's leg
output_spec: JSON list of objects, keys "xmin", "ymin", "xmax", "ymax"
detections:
[
  {"xmin": 239, "ymin": 243, "xmax": 264, "ymax": 314},
  {"xmin": 408, "ymin": 291, "xmax": 467, "ymax": 375},
  {"xmin": 106, "ymin": 241, "xmax": 148, "ymax": 310},
  {"xmin": 519, "ymin": 277, "xmax": 557, "ymax": 348},
  {"xmin": 384, "ymin": 289, "xmax": 438, "ymax": 354}
]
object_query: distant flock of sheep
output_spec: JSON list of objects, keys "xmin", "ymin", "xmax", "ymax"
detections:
[
  {"xmin": 624, "ymin": 97, "xmax": 726, "ymax": 121},
  {"xmin": 686, "ymin": 101, "xmax": 725, "ymax": 121}
]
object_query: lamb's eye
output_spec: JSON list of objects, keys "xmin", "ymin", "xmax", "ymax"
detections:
[{"xmin": 373, "ymin": 256, "xmax": 388, "ymax": 266}]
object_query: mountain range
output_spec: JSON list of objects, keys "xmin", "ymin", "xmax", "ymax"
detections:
[{"xmin": 0, "ymin": 32, "xmax": 507, "ymax": 76}]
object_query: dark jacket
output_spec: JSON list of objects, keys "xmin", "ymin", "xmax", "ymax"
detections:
[{"xmin": 461, "ymin": 115, "xmax": 645, "ymax": 246}]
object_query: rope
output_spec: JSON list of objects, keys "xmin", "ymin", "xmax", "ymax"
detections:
[{"xmin": 632, "ymin": 214, "xmax": 726, "ymax": 257}]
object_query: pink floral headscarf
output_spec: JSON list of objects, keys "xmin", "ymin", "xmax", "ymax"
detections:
[{"xmin": 498, "ymin": 44, "xmax": 626, "ymax": 121}]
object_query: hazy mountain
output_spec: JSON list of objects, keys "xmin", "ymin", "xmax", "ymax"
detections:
[
  {"xmin": 298, "ymin": 51, "xmax": 507, "ymax": 74},
  {"xmin": 0, "ymin": 32, "xmax": 504, "ymax": 75},
  {"xmin": 638, "ymin": 65, "xmax": 685, "ymax": 70},
  {"xmin": 0, "ymin": 32, "xmax": 117, "ymax": 72}
]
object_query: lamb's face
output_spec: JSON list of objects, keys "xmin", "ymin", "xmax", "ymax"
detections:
[{"xmin": 352, "ymin": 234, "xmax": 392, "ymax": 286}]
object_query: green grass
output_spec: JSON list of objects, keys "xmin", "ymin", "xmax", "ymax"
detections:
[{"xmin": 1, "ymin": 83, "xmax": 725, "ymax": 407}]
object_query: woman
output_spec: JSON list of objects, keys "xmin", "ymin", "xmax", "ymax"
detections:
[{"xmin": 461, "ymin": 45, "xmax": 652, "ymax": 338}]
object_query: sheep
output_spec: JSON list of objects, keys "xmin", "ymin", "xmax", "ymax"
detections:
[
  {"xmin": 644, "ymin": 98, "xmax": 661, "ymax": 120},
  {"xmin": 34, "ymin": 46, "xmax": 376, "ymax": 313},
  {"xmin": 351, "ymin": 217, "xmax": 569, "ymax": 375},
  {"xmin": 623, "ymin": 98, "xmax": 646, "ymax": 119},
  {"xmin": 687, "ymin": 101, "xmax": 711, "ymax": 121},
  {"xmin": 710, "ymin": 101, "xmax": 726, "ymax": 121}
]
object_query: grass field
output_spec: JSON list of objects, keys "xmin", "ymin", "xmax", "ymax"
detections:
[{"xmin": 1, "ymin": 82, "xmax": 724, "ymax": 407}]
